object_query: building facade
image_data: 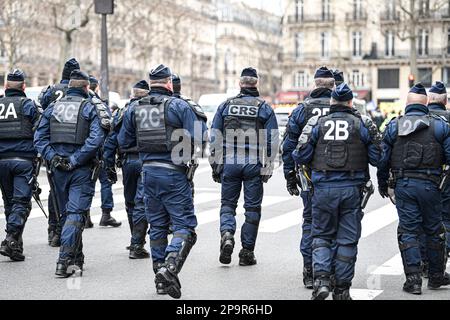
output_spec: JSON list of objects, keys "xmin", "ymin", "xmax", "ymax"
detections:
[{"xmin": 281, "ymin": 0, "xmax": 450, "ymax": 107}]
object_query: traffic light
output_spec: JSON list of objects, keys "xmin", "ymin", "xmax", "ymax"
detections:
[{"xmin": 408, "ymin": 74, "xmax": 415, "ymax": 88}]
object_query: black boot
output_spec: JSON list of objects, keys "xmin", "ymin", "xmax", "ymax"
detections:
[
  {"xmin": 155, "ymin": 257, "xmax": 182, "ymax": 299},
  {"xmin": 129, "ymin": 244, "xmax": 150, "ymax": 260},
  {"xmin": 239, "ymin": 248, "xmax": 257, "ymax": 266},
  {"xmin": 303, "ymin": 266, "xmax": 314, "ymax": 289},
  {"xmin": 48, "ymin": 228, "xmax": 56, "ymax": 245},
  {"xmin": 153, "ymin": 262, "xmax": 167, "ymax": 295},
  {"xmin": 420, "ymin": 261, "xmax": 429, "ymax": 278},
  {"xmin": 428, "ymin": 272, "xmax": 450, "ymax": 290},
  {"xmin": 50, "ymin": 232, "xmax": 61, "ymax": 248},
  {"xmin": 403, "ymin": 273, "xmax": 422, "ymax": 295},
  {"xmin": 312, "ymin": 276, "xmax": 331, "ymax": 300},
  {"xmin": 84, "ymin": 211, "xmax": 94, "ymax": 229},
  {"xmin": 333, "ymin": 287, "xmax": 353, "ymax": 300},
  {"xmin": 0, "ymin": 235, "xmax": 25, "ymax": 262},
  {"xmin": 55, "ymin": 259, "xmax": 82, "ymax": 278},
  {"xmin": 99, "ymin": 209, "xmax": 122, "ymax": 228},
  {"xmin": 219, "ymin": 231, "xmax": 234, "ymax": 265}
]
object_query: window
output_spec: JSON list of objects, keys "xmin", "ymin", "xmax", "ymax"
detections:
[
  {"xmin": 294, "ymin": 71, "xmax": 308, "ymax": 88},
  {"xmin": 419, "ymin": 0, "xmax": 430, "ymax": 16},
  {"xmin": 447, "ymin": 28, "xmax": 450, "ymax": 54},
  {"xmin": 295, "ymin": 0, "xmax": 304, "ymax": 21},
  {"xmin": 352, "ymin": 31, "xmax": 362, "ymax": 57},
  {"xmin": 322, "ymin": 0, "xmax": 330, "ymax": 20},
  {"xmin": 320, "ymin": 32, "xmax": 330, "ymax": 59},
  {"xmin": 378, "ymin": 69, "xmax": 400, "ymax": 88},
  {"xmin": 385, "ymin": 30, "xmax": 395, "ymax": 56},
  {"xmin": 443, "ymin": 67, "xmax": 450, "ymax": 86},
  {"xmin": 418, "ymin": 29, "xmax": 429, "ymax": 56},
  {"xmin": 386, "ymin": 0, "xmax": 396, "ymax": 19},
  {"xmin": 295, "ymin": 33, "xmax": 304, "ymax": 60},
  {"xmin": 353, "ymin": 0, "xmax": 363, "ymax": 19},
  {"xmin": 418, "ymin": 68, "xmax": 432, "ymax": 87},
  {"xmin": 352, "ymin": 70, "xmax": 365, "ymax": 88}
]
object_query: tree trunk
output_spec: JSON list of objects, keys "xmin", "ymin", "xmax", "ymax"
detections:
[
  {"xmin": 409, "ymin": 0, "xmax": 418, "ymax": 81},
  {"xmin": 58, "ymin": 32, "xmax": 73, "ymax": 79}
]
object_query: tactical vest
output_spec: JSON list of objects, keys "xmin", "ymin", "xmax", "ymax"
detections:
[
  {"xmin": 0, "ymin": 96, "xmax": 34, "ymax": 140},
  {"xmin": 50, "ymin": 83, "xmax": 68, "ymax": 104},
  {"xmin": 304, "ymin": 97, "xmax": 331, "ymax": 122},
  {"xmin": 223, "ymin": 96, "xmax": 263, "ymax": 132},
  {"xmin": 428, "ymin": 107, "xmax": 450, "ymax": 123},
  {"xmin": 391, "ymin": 115, "xmax": 444, "ymax": 171},
  {"xmin": 134, "ymin": 96, "xmax": 176, "ymax": 153},
  {"xmin": 50, "ymin": 96, "xmax": 90, "ymax": 145},
  {"xmin": 312, "ymin": 112, "xmax": 368, "ymax": 172}
]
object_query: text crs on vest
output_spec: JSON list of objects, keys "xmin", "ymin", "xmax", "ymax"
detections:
[{"xmin": 175, "ymin": 304, "xmax": 273, "ymax": 317}]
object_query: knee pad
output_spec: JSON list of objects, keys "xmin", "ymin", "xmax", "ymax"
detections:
[
  {"xmin": 244, "ymin": 211, "xmax": 261, "ymax": 227},
  {"xmin": 150, "ymin": 238, "xmax": 169, "ymax": 249},
  {"xmin": 312, "ymin": 239, "xmax": 333, "ymax": 251},
  {"xmin": 335, "ymin": 245, "xmax": 358, "ymax": 265}
]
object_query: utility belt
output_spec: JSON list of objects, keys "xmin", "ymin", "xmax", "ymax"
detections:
[
  {"xmin": 392, "ymin": 169, "xmax": 441, "ymax": 185},
  {"xmin": 143, "ymin": 161, "xmax": 187, "ymax": 174}
]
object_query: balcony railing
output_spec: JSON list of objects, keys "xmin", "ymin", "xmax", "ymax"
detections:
[
  {"xmin": 287, "ymin": 14, "xmax": 336, "ymax": 24},
  {"xmin": 345, "ymin": 12, "xmax": 368, "ymax": 22}
]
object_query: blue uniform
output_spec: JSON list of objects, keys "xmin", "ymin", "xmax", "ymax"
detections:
[
  {"xmin": 118, "ymin": 87, "xmax": 207, "ymax": 269},
  {"xmin": 282, "ymin": 88, "xmax": 332, "ymax": 270},
  {"xmin": 0, "ymin": 89, "xmax": 39, "ymax": 242},
  {"xmin": 40, "ymin": 80, "xmax": 69, "ymax": 110},
  {"xmin": 293, "ymin": 105, "xmax": 380, "ymax": 288},
  {"xmin": 34, "ymin": 87, "xmax": 105, "ymax": 264},
  {"xmin": 378, "ymin": 104, "xmax": 450, "ymax": 277},
  {"xmin": 210, "ymin": 90, "xmax": 279, "ymax": 251}
]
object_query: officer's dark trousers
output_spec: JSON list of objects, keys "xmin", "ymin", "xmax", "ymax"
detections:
[
  {"xmin": 98, "ymin": 167, "xmax": 114, "ymax": 210},
  {"xmin": 442, "ymin": 182, "xmax": 450, "ymax": 252},
  {"xmin": 143, "ymin": 166, "xmax": 197, "ymax": 265},
  {"xmin": 53, "ymin": 166, "xmax": 95, "ymax": 262},
  {"xmin": 122, "ymin": 156, "xmax": 147, "ymax": 245},
  {"xmin": 300, "ymin": 191, "xmax": 313, "ymax": 267},
  {"xmin": 220, "ymin": 164, "xmax": 263, "ymax": 251},
  {"xmin": 0, "ymin": 159, "xmax": 33, "ymax": 238},
  {"xmin": 48, "ymin": 191, "xmax": 59, "ymax": 232},
  {"xmin": 395, "ymin": 178, "xmax": 447, "ymax": 276},
  {"xmin": 311, "ymin": 186, "xmax": 363, "ymax": 288}
]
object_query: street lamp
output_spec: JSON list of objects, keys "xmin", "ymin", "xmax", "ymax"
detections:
[{"xmin": 94, "ymin": 0, "xmax": 114, "ymax": 102}]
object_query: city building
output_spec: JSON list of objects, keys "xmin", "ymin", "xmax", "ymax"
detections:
[{"xmin": 281, "ymin": 0, "xmax": 450, "ymax": 108}]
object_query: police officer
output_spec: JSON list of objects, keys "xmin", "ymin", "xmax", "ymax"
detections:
[
  {"xmin": 210, "ymin": 67, "xmax": 279, "ymax": 267},
  {"xmin": 282, "ymin": 66, "xmax": 335, "ymax": 288},
  {"xmin": 428, "ymin": 81, "xmax": 450, "ymax": 257},
  {"xmin": 118, "ymin": 64, "xmax": 207, "ymax": 299},
  {"xmin": 0, "ymin": 69, "xmax": 40, "ymax": 262},
  {"xmin": 85, "ymin": 75, "xmax": 121, "ymax": 229},
  {"xmin": 333, "ymin": 69, "xmax": 344, "ymax": 86},
  {"xmin": 109, "ymin": 80, "xmax": 151, "ymax": 259},
  {"xmin": 40, "ymin": 58, "xmax": 81, "ymax": 247},
  {"xmin": 293, "ymin": 83, "xmax": 381, "ymax": 300},
  {"xmin": 34, "ymin": 70, "xmax": 105, "ymax": 277},
  {"xmin": 378, "ymin": 83, "xmax": 450, "ymax": 294}
]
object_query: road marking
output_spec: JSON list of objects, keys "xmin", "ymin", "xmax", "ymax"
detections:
[
  {"xmin": 361, "ymin": 204, "xmax": 398, "ymax": 238},
  {"xmin": 371, "ymin": 253, "xmax": 404, "ymax": 276},
  {"xmin": 350, "ymin": 289, "xmax": 384, "ymax": 300},
  {"xmin": 259, "ymin": 210, "xmax": 300, "ymax": 233}
]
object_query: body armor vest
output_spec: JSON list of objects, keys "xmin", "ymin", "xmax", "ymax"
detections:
[
  {"xmin": 312, "ymin": 112, "xmax": 368, "ymax": 172},
  {"xmin": 0, "ymin": 96, "xmax": 34, "ymax": 140},
  {"xmin": 135, "ymin": 96, "xmax": 176, "ymax": 153},
  {"xmin": 428, "ymin": 106, "xmax": 450, "ymax": 123},
  {"xmin": 50, "ymin": 96, "xmax": 90, "ymax": 145},
  {"xmin": 50, "ymin": 83, "xmax": 68, "ymax": 104},
  {"xmin": 391, "ymin": 115, "xmax": 444, "ymax": 171},
  {"xmin": 303, "ymin": 97, "xmax": 331, "ymax": 122}
]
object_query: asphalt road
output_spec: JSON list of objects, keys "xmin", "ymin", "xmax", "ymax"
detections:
[{"xmin": 0, "ymin": 162, "xmax": 449, "ymax": 300}]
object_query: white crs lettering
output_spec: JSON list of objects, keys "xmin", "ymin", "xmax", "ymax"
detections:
[
  {"xmin": 0, "ymin": 103, "xmax": 18, "ymax": 120},
  {"xmin": 139, "ymin": 107, "xmax": 161, "ymax": 129},
  {"xmin": 54, "ymin": 103, "xmax": 78, "ymax": 123},
  {"xmin": 324, "ymin": 120, "xmax": 349, "ymax": 141},
  {"xmin": 312, "ymin": 107, "xmax": 330, "ymax": 117},
  {"xmin": 229, "ymin": 105, "xmax": 258, "ymax": 117},
  {"xmin": 55, "ymin": 90, "xmax": 64, "ymax": 101}
]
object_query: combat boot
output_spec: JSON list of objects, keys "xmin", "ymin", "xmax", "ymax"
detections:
[
  {"xmin": 129, "ymin": 244, "xmax": 150, "ymax": 260},
  {"xmin": 50, "ymin": 232, "xmax": 61, "ymax": 247},
  {"xmin": 312, "ymin": 276, "xmax": 331, "ymax": 300},
  {"xmin": 48, "ymin": 228, "xmax": 56, "ymax": 245},
  {"xmin": 84, "ymin": 211, "xmax": 94, "ymax": 229},
  {"xmin": 303, "ymin": 266, "xmax": 314, "ymax": 289},
  {"xmin": 55, "ymin": 260, "xmax": 82, "ymax": 278},
  {"xmin": 403, "ymin": 273, "xmax": 422, "ymax": 295},
  {"xmin": 332, "ymin": 287, "xmax": 352, "ymax": 300},
  {"xmin": 99, "ymin": 209, "xmax": 122, "ymax": 228},
  {"xmin": 153, "ymin": 262, "xmax": 167, "ymax": 295},
  {"xmin": 428, "ymin": 272, "xmax": 450, "ymax": 290},
  {"xmin": 155, "ymin": 259, "xmax": 182, "ymax": 299},
  {"xmin": 219, "ymin": 231, "xmax": 235, "ymax": 265},
  {"xmin": 0, "ymin": 236, "xmax": 25, "ymax": 262},
  {"xmin": 239, "ymin": 248, "xmax": 257, "ymax": 266}
]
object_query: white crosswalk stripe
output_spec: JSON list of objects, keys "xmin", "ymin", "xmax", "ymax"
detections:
[{"xmin": 350, "ymin": 289, "xmax": 384, "ymax": 300}]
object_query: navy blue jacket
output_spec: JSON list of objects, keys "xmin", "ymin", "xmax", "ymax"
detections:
[
  {"xmin": 0, "ymin": 89, "xmax": 39, "ymax": 158},
  {"xmin": 40, "ymin": 80, "xmax": 69, "ymax": 110},
  {"xmin": 377, "ymin": 104, "xmax": 450, "ymax": 187},
  {"xmin": 210, "ymin": 90, "xmax": 279, "ymax": 164},
  {"xmin": 293, "ymin": 105, "xmax": 381, "ymax": 187},
  {"xmin": 34, "ymin": 88, "xmax": 105, "ymax": 168},
  {"xmin": 282, "ymin": 88, "xmax": 332, "ymax": 177},
  {"xmin": 428, "ymin": 102, "xmax": 448, "ymax": 114},
  {"xmin": 117, "ymin": 88, "xmax": 207, "ymax": 166}
]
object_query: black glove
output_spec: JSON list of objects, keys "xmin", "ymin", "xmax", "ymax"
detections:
[
  {"xmin": 379, "ymin": 184, "xmax": 389, "ymax": 198},
  {"xmin": 286, "ymin": 171, "xmax": 300, "ymax": 196},
  {"xmin": 212, "ymin": 172, "xmax": 222, "ymax": 184},
  {"xmin": 50, "ymin": 156, "xmax": 72, "ymax": 171},
  {"xmin": 106, "ymin": 167, "xmax": 118, "ymax": 184},
  {"xmin": 211, "ymin": 163, "xmax": 223, "ymax": 184}
]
